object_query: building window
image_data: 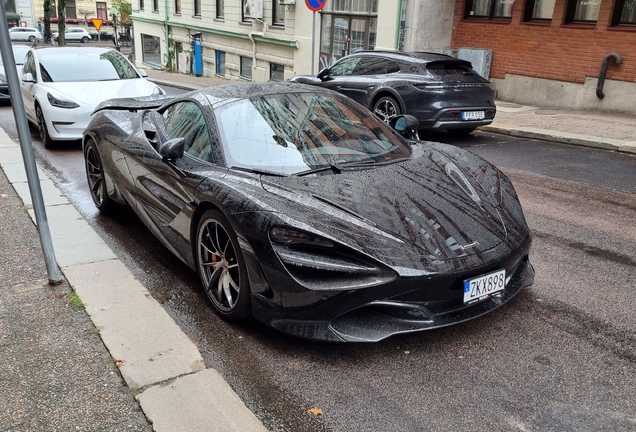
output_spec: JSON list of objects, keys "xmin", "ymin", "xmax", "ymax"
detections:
[
  {"xmin": 465, "ymin": 0, "xmax": 514, "ymax": 19},
  {"xmin": 270, "ymin": 63, "xmax": 284, "ymax": 81},
  {"xmin": 142, "ymin": 34, "xmax": 162, "ymax": 66},
  {"xmin": 153, "ymin": 0, "xmax": 159, "ymax": 12},
  {"xmin": 242, "ymin": 0, "xmax": 252, "ymax": 21},
  {"xmin": 524, "ymin": 0, "xmax": 555, "ymax": 21},
  {"xmin": 96, "ymin": 2, "xmax": 107, "ymax": 20},
  {"xmin": 65, "ymin": 0, "xmax": 77, "ymax": 19},
  {"xmin": 273, "ymin": 3, "xmax": 285, "ymax": 25},
  {"xmin": 139, "ymin": 0, "xmax": 144, "ymax": 11},
  {"xmin": 565, "ymin": 0, "xmax": 601, "ymax": 23},
  {"xmin": 194, "ymin": 0, "xmax": 201, "ymax": 16},
  {"xmin": 175, "ymin": 0, "xmax": 181, "ymax": 14},
  {"xmin": 50, "ymin": 1, "xmax": 57, "ymax": 17},
  {"xmin": 613, "ymin": 0, "xmax": 636, "ymax": 26},
  {"xmin": 240, "ymin": 56, "xmax": 252, "ymax": 79},
  {"xmin": 216, "ymin": 50, "xmax": 225, "ymax": 75},
  {"xmin": 216, "ymin": 0, "xmax": 224, "ymax": 18}
]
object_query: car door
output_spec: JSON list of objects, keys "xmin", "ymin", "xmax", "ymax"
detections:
[
  {"xmin": 19, "ymin": 51, "xmax": 37, "ymax": 122},
  {"xmin": 125, "ymin": 101, "xmax": 220, "ymax": 267},
  {"xmin": 339, "ymin": 56, "xmax": 391, "ymax": 106},
  {"xmin": 317, "ymin": 56, "xmax": 361, "ymax": 94}
]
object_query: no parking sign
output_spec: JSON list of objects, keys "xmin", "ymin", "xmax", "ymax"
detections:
[{"xmin": 305, "ymin": 0, "xmax": 326, "ymax": 12}]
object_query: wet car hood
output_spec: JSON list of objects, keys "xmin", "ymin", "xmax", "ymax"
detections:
[{"xmin": 261, "ymin": 144, "xmax": 506, "ymax": 263}]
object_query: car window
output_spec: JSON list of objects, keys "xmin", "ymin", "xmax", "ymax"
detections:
[
  {"xmin": 37, "ymin": 50, "xmax": 139, "ymax": 82},
  {"xmin": 215, "ymin": 92, "xmax": 411, "ymax": 176},
  {"xmin": 353, "ymin": 57, "xmax": 390, "ymax": 75},
  {"xmin": 163, "ymin": 102, "xmax": 214, "ymax": 163},
  {"xmin": 22, "ymin": 52, "xmax": 36, "ymax": 78},
  {"xmin": 328, "ymin": 58, "xmax": 360, "ymax": 77},
  {"xmin": 386, "ymin": 60, "xmax": 400, "ymax": 74}
]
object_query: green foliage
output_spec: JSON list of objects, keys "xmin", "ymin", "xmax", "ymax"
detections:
[
  {"xmin": 111, "ymin": 0, "xmax": 133, "ymax": 25},
  {"xmin": 67, "ymin": 290, "xmax": 84, "ymax": 308}
]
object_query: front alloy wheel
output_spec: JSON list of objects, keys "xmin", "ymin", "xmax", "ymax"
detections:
[
  {"xmin": 36, "ymin": 105, "xmax": 54, "ymax": 149},
  {"xmin": 84, "ymin": 140, "xmax": 112, "ymax": 212},
  {"xmin": 197, "ymin": 210, "xmax": 250, "ymax": 321}
]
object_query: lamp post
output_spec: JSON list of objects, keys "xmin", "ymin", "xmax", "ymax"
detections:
[{"xmin": 110, "ymin": 6, "xmax": 120, "ymax": 51}]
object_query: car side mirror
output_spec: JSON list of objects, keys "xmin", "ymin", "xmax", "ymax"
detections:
[
  {"xmin": 389, "ymin": 115, "xmax": 420, "ymax": 141},
  {"xmin": 160, "ymin": 137, "xmax": 185, "ymax": 161},
  {"xmin": 138, "ymin": 69, "xmax": 148, "ymax": 78},
  {"xmin": 317, "ymin": 68, "xmax": 329, "ymax": 80},
  {"xmin": 21, "ymin": 72, "xmax": 35, "ymax": 83}
]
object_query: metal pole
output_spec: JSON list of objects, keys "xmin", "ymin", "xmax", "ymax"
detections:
[
  {"xmin": 0, "ymin": 8, "xmax": 62, "ymax": 284},
  {"xmin": 311, "ymin": 11, "xmax": 316, "ymax": 75}
]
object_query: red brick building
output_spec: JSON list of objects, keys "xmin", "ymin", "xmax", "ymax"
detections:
[{"xmin": 451, "ymin": 0, "xmax": 636, "ymax": 113}]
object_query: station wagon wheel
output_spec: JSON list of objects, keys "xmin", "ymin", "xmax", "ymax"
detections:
[
  {"xmin": 373, "ymin": 96, "xmax": 401, "ymax": 124},
  {"xmin": 35, "ymin": 105, "xmax": 54, "ymax": 149},
  {"xmin": 28, "ymin": 35, "xmax": 36, "ymax": 43},
  {"xmin": 196, "ymin": 209, "xmax": 250, "ymax": 321},
  {"xmin": 84, "ymin": 139, "xmax": 112, "ymax": 212},
  {"xmin": 81, "ymin": 36, "xmax": 89, "ymax": 43}
]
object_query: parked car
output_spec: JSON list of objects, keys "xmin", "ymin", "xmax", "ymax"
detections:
[
  {"xmin": 82, "ymin": 82, "xmax": 534, "ymax": 342},
  {"xmin": 19, "ymin": 46, "xmax": 165, "ymax": 148},
  {"xmin": 0, "ymin": 44, "xmax": 31, "ymax": 102},
  {"xmin": 8, "ymin": 27, "xmax": 43, "ymax": 43},
  {"xmin": 290, "ymin": 51, "xmax": 496, "ymax": 135},
  {"xmin": 52, "ymin": 28, "xmax": 92, "ymax": 43}
]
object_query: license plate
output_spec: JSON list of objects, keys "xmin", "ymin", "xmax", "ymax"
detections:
[
  {"xmin": 463, "ymin": 269, "xmax": 506, "ymax": 304},
  {"xmin": 462, "ymin": 111, "xmax": 485, "ymax": 120}
]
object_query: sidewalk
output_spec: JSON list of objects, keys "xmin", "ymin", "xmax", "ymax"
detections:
[
  {"xmin": 1, "ymin": 69, "xmax": 634, "ymax": 431},
  {"xmin": 141, "ymin": 68, "xmax": 636, "ymax": 154}
]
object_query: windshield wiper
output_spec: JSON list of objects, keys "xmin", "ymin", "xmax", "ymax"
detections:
[
  {"xmin": 229, "ymin": 166, "xmax": 289, "ymax": 177},
  {"xmin": 295, "ymin": 162, "xmax": 344, "ymax": 177}
]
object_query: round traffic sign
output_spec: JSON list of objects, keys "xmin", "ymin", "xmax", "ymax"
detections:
[{"xmin": 305, "ymin": 0, "xmax": 327, "ymax": 12}]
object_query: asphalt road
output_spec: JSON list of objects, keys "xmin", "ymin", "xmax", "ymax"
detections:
[{"xmin": 1, "ymin": 95, "xmax": 635, "ymax": 431}]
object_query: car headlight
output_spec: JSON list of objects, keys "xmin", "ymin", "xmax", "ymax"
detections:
[
  {"xmin": 152, "ymin": 86, "xmax": 166, "ymax": 95},
  {"xmin": 269, "ymin": 227, "xmax": 396, "ymax": 290},
  {"xmin": 47, "ymin": 92, "xmax": 80, "ymax": 109}
]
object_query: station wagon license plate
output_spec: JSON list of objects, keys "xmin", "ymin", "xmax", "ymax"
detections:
[
  {"xmin": 462, "ymin": 111, "xmax": 485, "ymax": 120},
  {"xmin": 463, "ymin": 269, "xmax": 506, "ymax": 304}
]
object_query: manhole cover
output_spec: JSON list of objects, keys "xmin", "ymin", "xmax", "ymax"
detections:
[
  {"xmin": 534, "ymin": 110, "xmax": 561, "ymax": 116},
  {"xmin": 498, "ymin": 102, "xmax": 522, "ymax": 108}
]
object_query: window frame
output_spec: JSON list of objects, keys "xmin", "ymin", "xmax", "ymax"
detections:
[
  {"xmin": 523, "ymin": 0, "xmax": 555, "ymax": 22},
  {"xmin": 65, "ymin": 0, "xmax": 77, "ymax": 19},
  {"xmin": 194, "ymin": 0, "xmax": 201, "ymax": 16},
  {"xmin": 273, "ymin": 2, "xmax": 285, "ymax": 26},
  {"xmin": 464, "ymin": 0, "xmax": 514, "ymax": 20},
  {"xmin": 241, "ymin": 0, "xmax": 252, "ymax": 22},
  {"xmin": 174, "ymin": 0, "xmax": 181, "ymax": 14},
  {"xmin": 139, "ymin": 0, "xmax": 144, "ymax": 12},
  {"xmin": 240, "ymin": 56, "xmax": 253, "ymax": 79},
  {"xmin": 153, "ymin": 0, "xmax": 159, "ymax": 12},
  {"xmin": 270, "ymin": 63, "xmax": 284, "ymax": 81},
  {"xmin": 612, "ymin": 0, "xmax": 636, "ymax": 26},
  {"xmin": 216, "ymin": 0, "xmax": 224, "ymax": 18},
  {"xmin": 564, "ymin": 0, "xmax": 602, "ymax": 24},
  {"xmin": 215, "ymin": 50, "xmax": 225, "ymax": 76}
]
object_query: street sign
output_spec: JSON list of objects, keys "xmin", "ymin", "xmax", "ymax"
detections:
[
  {"xmin": 92, "ymin": 18, "xmax": 103, "ymax": 32},
  {"xmin": 305, "ymin": 0, "xmax": 327, "ymax": 12}
]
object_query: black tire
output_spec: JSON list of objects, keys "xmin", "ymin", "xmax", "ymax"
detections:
[
  {"xmin": 28, "ymin": 35, "xmax": 36, "ymax": 43},
  {"xmin": 36, "ymin": 105, "xmax": 54, "ymax": 149},
  {"xmin": 81, "ymin": 36, "xmax": 89, "ymax": 43},
  {"xmin": 372, "ymin": 96, "xmax": 401, "ymax": 124},
  {"xmin": 447, "ymin": 127, "xmax": 477, "ymax": 136},
  {"xmin": 196, "ymin": 209, "xmax": 251, "ymax": 321},
  {"xmin": 84, "ymin": 139, "xmax": 113, "ymax": 213}
]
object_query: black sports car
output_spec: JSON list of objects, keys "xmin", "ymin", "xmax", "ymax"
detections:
[
  {"xmin": 83, "ymin": 82, "xmax": 533, "ymax": 342},
  {"xmin": 290, "ymin": 51, "xmax": 496, "ymax": 135}
]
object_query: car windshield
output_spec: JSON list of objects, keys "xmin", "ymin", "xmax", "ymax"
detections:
[
  {"xmin": 215, "ymin": 92, "xmax": 411, "ymax": 176},
  {"xmin": 9, "ymin": 46, "xmax": 30, "ymax": 65},
  {"xmin": 37, "ymin": 50, "xmax": 139, "ymax": 82}
]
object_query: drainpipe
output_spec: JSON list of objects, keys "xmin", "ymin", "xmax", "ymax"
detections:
[
  {"xmin": 596, "ymin": 53, "xmax": 622, "ymax": 99},
  {"xmin": 164, "ymin": 0, "xmax": 169, "ymax": 68},
  {"xmin": 395, "ymin": 0, "xmax": 407, "ymax": 51},
  {"xmin": 249, "ymin": 19, "xmax": 268, "ymax": 80}
]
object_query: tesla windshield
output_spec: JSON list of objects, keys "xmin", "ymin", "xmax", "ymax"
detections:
[
  {"xmin": 215, "ymin": 92, "xmax": 412, "ymax": 176},
  {"xmin": 38, "ymin": 50, "xmax": 140, "ymax": 83}
]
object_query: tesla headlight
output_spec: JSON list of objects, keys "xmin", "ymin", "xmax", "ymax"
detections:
[
  {"xmin": 152, "ymin": 86, "xmax": 166, "ymax": 95},
  {"xmin": 47, "ymin": 92, "xmax": 80, "ymax": 109}
]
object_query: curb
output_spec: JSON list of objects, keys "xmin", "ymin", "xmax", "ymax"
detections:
[{"xmin": 480, "ymin": 123, "xmax": 636, "ymax": 155}]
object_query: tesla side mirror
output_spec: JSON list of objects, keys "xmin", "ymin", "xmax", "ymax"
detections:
[
  {"xmin": 160, "ymin": 137, "xmax": 185, "ymax": 161},
  {"xmin": 317, "ymin": 68, "xmax": 329, "ymax": 80},
  {"xmin": 21, "ymin": 72, "xmax": 35, "ymax": 83},
  {"xmin": 138, "ymin": 69, "xmax": 148, "ymax": 78}
]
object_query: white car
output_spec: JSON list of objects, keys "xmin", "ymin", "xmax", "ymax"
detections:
[
  {"xmin": 20, "ymin": 46, "xmax": 165, "ymax": 148},
  {"xmin": 0, "ymin": 44, "xmax": 31, "ymax": 101},
  {"xmin": 8, "ymin": 27, "xmax": 44, "ymax": 43},
  {"xmin": 52, "ymin": 28, "xmax": 92, "ymax": 43}
]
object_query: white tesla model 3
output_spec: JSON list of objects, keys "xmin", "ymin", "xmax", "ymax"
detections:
[{"xmin": 19, "ymin": 46, "xmax": 165, "ymax": 148}]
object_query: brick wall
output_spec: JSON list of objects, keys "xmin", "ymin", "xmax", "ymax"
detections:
[{"xmin": 451, "ymin": 0, "xmax": 636, "ymax": 84}]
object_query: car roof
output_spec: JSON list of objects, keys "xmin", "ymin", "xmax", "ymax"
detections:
[
  {"xmin": 345, "ymin": 50, "xmax": 461, "ymax": 64},
  {"xmin": 197, "ymin": 82, "xmax": 334, "ymax": 105},
  {"xmin": 31, "ymin": 46, "xmax": 117, "ymax": 55}
]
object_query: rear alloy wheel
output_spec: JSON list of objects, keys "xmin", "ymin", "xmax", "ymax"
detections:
[
  {"xmin": 372, "ymin": 96, "xmax": 401, "ymax": 124},
  {"xmin": 28, "ymin": 35, "xmax": 36, "ymax": 43},
  {"xmin": 84, "ymin": 139, "xmax": 112, "ymax": 212},
  {"xmin": 447, "ymin": 127, "xmax": 476, "ymax": 136},
  {"xmin": 36, "ymin": 105, "xmax": 54, "ymax": 149},
  {"xmin": 81, "ymin": 36, "xmax": 89, "ymax": 43},
  {"xmin": 196, "ymin": 210, "xmax": 250, "ymax": 321}
]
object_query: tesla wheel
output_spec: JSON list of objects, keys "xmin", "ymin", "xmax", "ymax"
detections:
[
  {"xmin": 196, "ymin": 209, "xmax": 250, "ymax": 321},
  {"xmin": 373, "ymin": 96, "xmax": 401, "ymax": 124},
  {"xmin": 84, "ymin": 139, "xmax": 113, "ymax": 213},
  {"xmin": 28, "ymin": 36, "xmax": 36, "ymax": 43},
  {"xmin": 447, "ymin": 128, "xmax": 476, "ymax": 136},
  {"xmin": 81, "ymin": 36, "xmax": 89, "ymax": 43},
  {"xmin": 35, "ymin": 105, "xmax": 54, "ymax": 149}
]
